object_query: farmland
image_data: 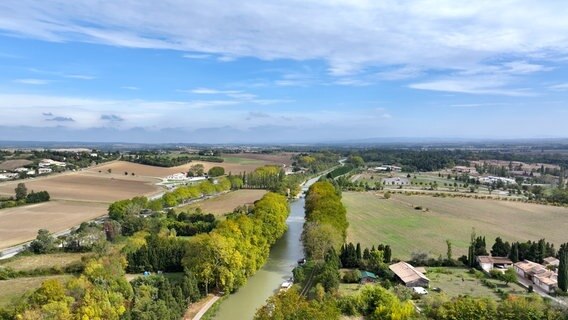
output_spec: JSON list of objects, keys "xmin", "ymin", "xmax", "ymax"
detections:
[
  {"xmin": 0, "ymin": 156, "xmax": 286, "ymax": 249},
  {"xmin": 222, "ymin": 152, "xmax": 295, "ymax": 166},
  {"xmin": 0, "ymin": 201, "xmax": 108, "ymax": 249},
  {"xmin": 344, "ymin": 192, "xmax": 568, "ymax": 260},
  {"xmin": 176, "ymin": 189, "xmax": 267, "ymax": 216}
]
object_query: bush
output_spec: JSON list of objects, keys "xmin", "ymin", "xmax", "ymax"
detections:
[{"xmin": 343, "ymin": 269, "xmax": 362, "ymax": 283}]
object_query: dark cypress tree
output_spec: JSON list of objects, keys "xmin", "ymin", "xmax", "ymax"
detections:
[
  {"xmin": 509, "ymin": 243, "xmax": 519, "ymax": 263},
  {"xmin": 384, "ymin": 245, "xmax": 392, "ymax": 263},
  {"xmin": 559, "ymin": 250, "xmax": 568, "ymax": 292},
  {"xmin": 363, "ymin": 248, "xmax": 371, "ymax": 260},
  {"xmin": 356, "ymin": 243, "xmax": 362, "ymax": 262}
]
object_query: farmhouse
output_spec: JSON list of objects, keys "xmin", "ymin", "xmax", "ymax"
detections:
[
  {"xmin": 514, "ymin": 260, "xmax": 558, "ymax": 293},
  {"xmin": 372, "ymin": 165, "xmax": 402, "ymax": 172},
  {"xmin": 543, "ymin": 256, "xmax": 560, "ymax": 268},
  {"xmin": 478, "ymin": 176, "xmax": 516, "ymax": 185},
  {"xmin": 389, "ymin": 262, "xmax": 430, "ymax": 288},
  {"xmin": 360, "ymin": 270, "xmax": 378, "ymax": 284},
  {"xmin": 452, "ymin": 166, "xmax": 478, "ymax": 174},
  {"xmin": 476, "ymin": 256, "xmax": 513, "ymax": 273},
  {"xmin": 39, "ymin": 159, "xmax": 67, "ymax": 168},
  {"xmin": 38, "ymin": 168, "xmax": 53, "ymax": 175}
]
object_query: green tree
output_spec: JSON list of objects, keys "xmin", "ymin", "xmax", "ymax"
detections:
[
  {"xmin": 29, "ymin": 229, "xmax": 56, "ymax": 254},
  {"xmin": 501, "ymin": 268, "xmax": 517, "ymax": 285},
  {"xmin": 446, "ymin": 239, "xmax": 453, "ymax": 261},
  {"xmin": 15, "ymin": 182, "xmax": 27, "ymax": 201},
  {"xmin": 208, "ymin": 166, "xmax": 225, "ymax": 177}
]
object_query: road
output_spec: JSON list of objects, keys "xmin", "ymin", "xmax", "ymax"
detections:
[{"xmin": 190, "ymin": 295, "xmax": 221, "ymax": 320}]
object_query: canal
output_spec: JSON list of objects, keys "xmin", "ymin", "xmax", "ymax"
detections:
[{"xmin": 213, "ymin": 176, "xmax": 319, "ymax": 320}]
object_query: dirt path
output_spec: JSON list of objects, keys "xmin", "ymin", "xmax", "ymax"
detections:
[{"xmin": 184, "ymin": 295, "xmax": 220, "ymax": 320}]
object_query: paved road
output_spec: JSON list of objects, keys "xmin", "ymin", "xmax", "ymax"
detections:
[{"xmin": 190, "ymin": 295, "xmax": 220, "ymax": 320}]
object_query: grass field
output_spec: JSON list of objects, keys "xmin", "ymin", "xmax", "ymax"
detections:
[
  {"xmin": 0, "ymin": 252, "xmax": 89, "ymax": 271},
  {"xmin": 176, "ymin": 189, "xmax": 267, "ymax": 215},
  {"xmin": 426, "ymin": 267, "xmax": 526, "ymax": 299},
  {"xmin": 0, "ymin": 275, "xmax": 73, "ymax": 307},
  {"xmin": 344, "ymin": 192, "xmax": 568, "ymax": 260}
]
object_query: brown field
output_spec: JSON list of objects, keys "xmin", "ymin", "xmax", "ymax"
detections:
[
  {"xmin": 0, "ymin": 275, "xmax": 73, "ymax": 307},
  {"xmin": 86, "ymin": 160, "xmax": 273, "ymax": 177},
  {"xmin": 0, "ymin": 201, "xmax": 108, "ymax": 249},
  {"xmin": 177, "ymin": 189, "xmax": 267, "ymax": 215},
  {"xmin": 0, "ymin": 172, "xmax": 159, "ymax": 202},
  {"xmin": 0, "ymin": 159, "xmax": 33, "ymax": 171},
  {"xmin": 0, "ymin": 252, "xmax": 90, "ymax": 271}
]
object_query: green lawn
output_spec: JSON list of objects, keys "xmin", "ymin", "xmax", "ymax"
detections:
[
  {"xmin": 426, "ymin": 268, "xmax": 526, "ymax": 300},
  {"xmin": 221, "ymin": 156, "xmax": 266, "ymax": 165},
  {"xmin": 344, "ymin": 192, "xmax": 568, "ymax": 260},
  {"xmin": 0, "ymin": 275, "xmax": 73, "ymax": 307}
]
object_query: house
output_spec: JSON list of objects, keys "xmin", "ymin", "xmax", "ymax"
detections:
[
  {"xmin": 476, "ymin": 256, "xmax": 513, "ymax": 273},
  {"xmin": 514, "ymin": 260, "xmax": 558, "ymax": 293},
  {"xmin": 360, "ymin": 270, "xmax": 379, "ymax": 284},
  {"xmin": 478, "ymin": 176, "xmax": 516, "ymax": 185},
  {"xmin": 13, "ymin": 167, "xmax": 29, "ymax": 173},
  {"xmin": 38, "ymin": 167, "xmax": 52, "ymax": 175},
  {"xmin": 452, "ymin": 166, "xmax": 478, "ymax": 174},
  {"xmin": 38, "ymin": 159, "xmax": 66, "ymax": 168},
  {"xmin": 389, "ymin": 262, "xmax": 430, "ymax": 288},
  {"xmin": 372, "ymin": 165, "xmax": 402, "ymax": 172},
  {"xmin": 543, "ymin": 257, "xmax": 560, "ymax": 268},
  {"xmin": 534, "ymin": 272, "xmax": 558, "ymax": 293}
]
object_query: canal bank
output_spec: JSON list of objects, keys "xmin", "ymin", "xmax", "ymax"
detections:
[{"xmin": 213, "ymin": 176, "xmax": 319, "ymax": 320}]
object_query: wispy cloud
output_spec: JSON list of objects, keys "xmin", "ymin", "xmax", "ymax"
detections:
[
  {"xmin": 121, "ymin": 86, "xmax": 139, "ymax": 90},
  {"xmin": 183, "ymin": 53, "xmax": 211, "ymax": 59},
  {"xmin": 64, "ymin": 74, "xmax": 95, "ymax": 80},
  {"xmin": 14, "ymin": 78, "xmax": 50, "ymax": 85},
  {"xmin": 409, "ymin": 78, "xmax": 535, "ymax": 96},
  {"xmin": 3, "ymin": 0, "xmax": 564, "ymax": 80},
  {"xmin": 549, "ymin": 83, "xmax": 568, "ymax": 91}
]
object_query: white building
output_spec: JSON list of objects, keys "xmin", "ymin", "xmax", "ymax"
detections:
[
  {"xmin": 39, "ymin": 159, "xmax": 67, "ymax": 168},
  {"xmin": 38, "ymin": 167, "xmax": 53, "ymax": 175},
  {"xmin": 514, "ymin": 260, "xmax": 558, "ymax": 293},
  {"xmin": 478, "ymin": 176, "xmax": 516, "ymax": 185}
]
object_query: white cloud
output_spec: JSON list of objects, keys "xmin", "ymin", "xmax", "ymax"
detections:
[
  {"xmin": 549, "ymin": 83, "xmax": 568, "ymax": 91},
  {"xmin": 1, "ymin": 0, "xmax": 566, "ymax": 78},
  {"xmin": 64, "ymin": 74, "xmax": 95, "ymax": 80},
  {"xmin": 190, "ymin": 88, "xmax": 240, "ymax": 95},
  {"xmin": 183, "ymin": 53, "xmax": 211, "ymax": 59},
  {"xmin": 409, "ymin": 77, "xmax": 534, "ymax": 96},
  {"xmin": 14, "ymin": 78, "xmax": 50, "ymax": 85},
  {"xmin": 121, "ymin": 86, "xmax": 140, "ymax": 90}
]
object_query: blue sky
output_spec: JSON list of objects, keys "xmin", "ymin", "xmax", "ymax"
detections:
[{"xmin": 1, "ymin": 0, "xmax": 568, "ymax": 143}]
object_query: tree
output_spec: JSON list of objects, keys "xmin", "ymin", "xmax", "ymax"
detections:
[
  {"xmin": 446, "ymin": 240, "xmax": 453, "ymax": 261},
  {"xmin": 15, "ymin": 182, "xmax": 27, "ymax": 201},
  {"xmin": 29, "ymin": 229, "xmax": 56, "ymax": 254},
  {"xmin": 559, "ymin": 250, "xmax": 568, "ymax": 292},
  {"xmin": 383, "ymin": 191, "xmax": 391, "ymax": 199},
  {"xmin": 501, "ymin": 268, "xmax": 517, "ymax": 285},
  {"xmin": 491, "ymin": 237, "xmax": 511, "ymax": 257},
  {"xmin": 208, "ymin": 166, "xmax": 225, "ymax": 177}
]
